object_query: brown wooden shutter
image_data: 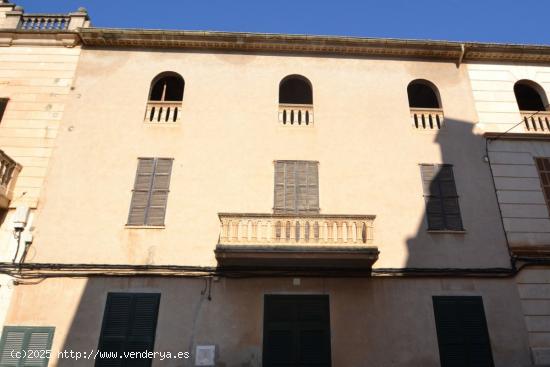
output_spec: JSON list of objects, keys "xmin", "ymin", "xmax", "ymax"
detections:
[
  {"xmin": 306, "ymin": 162, "xmax": 319, "ymax": 213},
  {"xmin": 420, "ymin": 164, "xmax": 463, "ymax": 231},
  {"xmin": 296, "ymin": 161, "xmax": 308, "ymax": 212},
  {"xmin": 274, "ymin": 162, "xmax": 286, "ymax": 213},
  {"xmin": 285, "ymin": 162, "xmax": 296, "ymax": 213},
  {"xmin": 274, "ymin": 161, "xmax": 319, "ymax": 214},
  {"xmin": 127, "ymin": 158, "xmax": 172, "ymax": 226},
  {"xmin": 147, "ymin": 159, "xmax": 172, "ymax": 226},
  {"xmin": 535, "ymin": 158, "xmax": 550, "ymax": 215}
]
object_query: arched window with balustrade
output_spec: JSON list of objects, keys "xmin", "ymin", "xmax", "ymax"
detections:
[
  {"xmin": 514, "ymin": 80, "xmax": 550, "ymax": 132},
  {"xmin": 145, "ymin": 72, "xmax": 184, "ymax": 123},
  {"xmin": 278, "ymin": 75, "xmax": 313, "ymax": 126},
  {"xmin": 407, "ymin": 79, "xmax": 444, "ymax": 130}
]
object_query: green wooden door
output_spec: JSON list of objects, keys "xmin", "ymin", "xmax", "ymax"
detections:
[{"xmin": 263, "ymin": 295, "xmax": 331, "ymax": 367}]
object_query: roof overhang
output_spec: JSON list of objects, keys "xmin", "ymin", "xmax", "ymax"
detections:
[
  {"xmin": 78, "ymin": 28, "xmax": 550, "ymax": 64},
  {"xmin": 215, "ymin": 244, "xmax": 379, "ymax": 271}
]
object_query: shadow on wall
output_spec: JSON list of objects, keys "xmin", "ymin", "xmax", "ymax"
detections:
[{"xmin": 405, "ymin": 116, "xmax": 476, "ymax": 269}]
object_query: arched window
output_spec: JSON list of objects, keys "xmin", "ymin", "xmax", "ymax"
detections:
[
  {"xmin": 407, "ymin": 80, "xmax": 441, "ymax": 109},
  {"xmin": 515, "ymin": 80, "xmax": 550, "ymax": 132},
  {"xmin": 407, "ymin": 80, "xmax": 443, "ymax": 130},
  {"xmin": 278, "ymin": 75, "xmax": 314, "ymax": 126},
  {"xmin": 145, "ymin": 72, "xmax": 184, "ymax": 123},
  {"xmin": 514, "ymin": 80, "xmax": 547, "ymax": 112},
  {"xmin": 279, "ymin": 75, "xmax": 312, "ymax": 104}
]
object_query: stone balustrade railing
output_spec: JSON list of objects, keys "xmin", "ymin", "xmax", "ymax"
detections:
[
  {"xmin": 410, "ymin": 107, "xmax": 444, "ymax": 130},
  {"xmin": 18, "ymin": 15, "xmax": 70, "ymax": 30},
  {"xmin": 520, "ymin": 111, "xmax": 550, "ymax": 133},
  {"xmin": 278, "ymin": 104, "xmax": 314, "ymax": 126},
  {"xmin": 218, "ymin": 213, "xmax": 375, "ymax": 245},
  {"xmin": 145, "ymin": 101, "xmax": 182, "ymax": 123},
  {"xmin": 0, "ymin": 5, "xmax": 90, "ymax": 30}
]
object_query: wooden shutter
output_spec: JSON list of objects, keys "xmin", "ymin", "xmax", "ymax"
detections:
[
  {"xmin": 433, "ymin": 296, "xmax": 494, "ymax": 367},
  {"xmin": 147, "ymin": 159, "xmax": 172, "ymax": 226},
  {"xmin": 273, "ymin": 161, "xmax": 319, "ymax": 214},
  {"xmin": 535, "ymin": 158, "xmax": 550, "ymax": 215},
  {"xmin": 305, "ymin": 162, "xmax": 319, "ymax": 213},
  {"xmin": 420, "ymin": 164, "xmax": 463, "ymax": 231},
  {"xmin": 96, "ymin": 293, "xmax": 160, "ymax": 367},
  {"xmin": 127, "ymin": 158, "xmax": 172, "ymax": 226},
  {"xmin": 0, "ymin": 327, "xmax": 54, "ymax": 367},
  {"xmin": 263, "ymin": 295, "xmax": 331, "ymax": 367},
  {"xmin": 274, "ymin": 162, "xmax": 286, "ymax": 213}
]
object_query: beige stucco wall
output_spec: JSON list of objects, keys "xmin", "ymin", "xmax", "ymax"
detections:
[
  {"xmin": 0, "ymin": 42, "xmax": 81, "ymax": 327},
  {"xmin": 4, "ymin": 276, "xmax": 531, "ymax": 367},
  {"xmin": 468, "ymin": 63, "xmax": 550, "ymax": 133},
  {"xmin": 0, "ymin": 45, "xmax": 81, "ymax": 208},
  {"xmin": 26, "ymin": 48, "xmax": 510, "ymax": 270}
]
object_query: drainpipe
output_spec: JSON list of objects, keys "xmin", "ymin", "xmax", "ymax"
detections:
[{"xmin": 457, "ymin": 43, "xmax": 466, "ymax": 67}]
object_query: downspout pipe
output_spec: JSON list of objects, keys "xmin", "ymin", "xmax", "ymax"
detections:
[{"xmin": 457, "ymin": 43, "xmax": 466, "ymax": 67}]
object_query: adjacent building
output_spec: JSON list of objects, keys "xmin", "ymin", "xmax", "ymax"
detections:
[
  {"xmin": 469, "ymin": 61, "xmax": 550, "ymax": 365},
  {"xmin": 0, "ymin": 2, "xmax": 549, "ymax": 367},
  {"xmin": 0, "ymin": 1, "xmax": 89, "ymax": 328}
]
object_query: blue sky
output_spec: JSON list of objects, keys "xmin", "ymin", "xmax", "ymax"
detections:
[{"xmin": 15, "ymin": 0, "xmax": 550, "ymax": 45}]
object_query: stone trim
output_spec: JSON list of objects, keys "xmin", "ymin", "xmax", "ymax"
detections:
[{"xmin": 79, "ymin": 28, "xmax": 550, "ymax": 63}]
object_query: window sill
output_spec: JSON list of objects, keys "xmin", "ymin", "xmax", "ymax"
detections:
[
  {"xmin": 427, "ymin": 230, "xmax": 466, "ymax": 234},
  {"xmin": 125, "ymin": 225, "xmax": 165, "ymax": 229},
  {"xmin": 143, "ymin": 121, "xmax": 180, "ymax": 126}
]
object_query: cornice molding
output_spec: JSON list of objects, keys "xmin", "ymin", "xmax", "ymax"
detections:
[
  {"xmin": 0, "ymin": 30, "xmax": 80, "ymax": 47},
  {"xmin": 78, "ymin": 28, "xmax": 550, "ymax": 64},
  {"xmin": 1, "ymin": 27, "xmax": 550, "ymax": 64}
]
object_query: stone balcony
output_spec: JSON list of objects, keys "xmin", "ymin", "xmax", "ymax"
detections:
[
  {"xmin": 144, "ymin": 101, "xmax": 182, "ymax": 123},
  {"xmin": 215, "ymin": 213, "xmax": 378, "ymax": 270},
  {"xmin": 520, "ymin": 111, "xmax": 550, "ymax": 133},
  {"xmin": 0, "ymin": 149, "xmax": 21, "ymax": 208},
  {"xmin": 410, "ymin": 107, "xmax": 444, "ymax": 130},
  {"xmin": 278, "ymin": 104, "xmax": 314, "ymax": 126}
]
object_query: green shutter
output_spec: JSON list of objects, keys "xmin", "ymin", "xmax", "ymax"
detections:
[
  {"xmin": 127, "ymin": 158, "xmax": 172, "ymax": 226},
  {"xmin": 273, "ymin": 161, "xmax": 319, "ymax": 214},
  {"xmin": 96, "ymin": 293, "xmax": 160, "ymax": 367},
  {"xmin": 0, "ymin": 327, "xmax": 54, "ymax": 367},
  {"xmin": 420, "ymin": 164, "xmax": 463, "ymax": 231},
  {"xmin": 433, "ymin": 296, "xmax": 494, "ymax": 367},
  {"xmin": 263, "ymin": 295, "xmax": 331, "ymax": 367}
]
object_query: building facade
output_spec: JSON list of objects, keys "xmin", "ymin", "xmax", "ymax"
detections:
[
  {"xmin": 0, "ymin": 3, "xmax": 547, "ymax": 367},
  {"xmin": 468, "ymin": 61, "xmax": 550, "ymax": 365},
  {"xmin": 0, "ymin": 1, "xmax": 89, "ymax": 328}
]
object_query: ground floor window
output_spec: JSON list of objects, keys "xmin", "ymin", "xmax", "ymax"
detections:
[
  {"xmin": 96, "ymin": 293, "xmax": 160, "ymax": 367},
  {"xmin": 432, "ymin": 296, "xmax": 494, "ymax": 367},
  {"xmin": 0, "ymin": 326, "xmax": 54, "ymax": 367},
  {"xmin": 263, "ymin": 295, "xmax": 331, "ymax": 367}
]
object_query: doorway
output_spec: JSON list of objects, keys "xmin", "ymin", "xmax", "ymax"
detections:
[{"xmin": 263, "ymin": 295, "xmax": 331, "ymax": 367}]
